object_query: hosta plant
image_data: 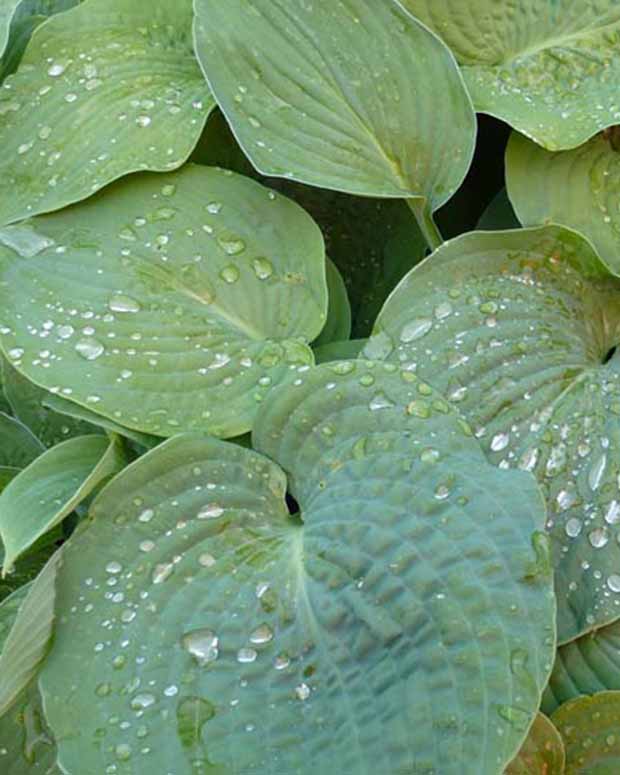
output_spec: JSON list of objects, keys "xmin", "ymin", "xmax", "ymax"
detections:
[{"xmin": 0, "ymin": 1, "xmax": 620, "ymax": 773}]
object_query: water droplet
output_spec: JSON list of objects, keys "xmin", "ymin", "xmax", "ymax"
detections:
[
  {"xmin": 606, "ymin": 500, "xmax": 620, "ymax": 525},
  {"xmin": 138, "ymin": 508, "xmax": 154, "ymax": 523},
  {"xmin": 206, "ymin": 202, "xmax": 222, "ymax": 214},
  {"xmin": 131, "ymin": 693, "xmax": 156, "ymax": 710},
  {"xmin": 109, "ymin": 294, "xmax": 141, "ymax": 313},
  {"xmin": 557, "ymin": 489, "xmax": 577, "ymax": 511},
  {"xmin": 198, "ymin": 553, "xmax": 215, "ymax": 568},
  {"xmin": 490, "ymin": 432, "xmax": 509, "ymax": 452},
  {"xmin": 406, "ymin": 400, "xmax": 430, "ymax": 418},
  {"xmin": 565, "ymin": 518, "xmax": 582, "ymax": 538},
  {"xmin": 434, "ymin": 302, "xmax": 452, "ymax": 319},
  {"xmin": 0, "ymin": 224, "xmax": 55, "ymax": 257},
  {"xmin": 217, "ymin": 235, "xmax": 245, "ymax": 256},
  {"xmin": 295, "ymin": 683, "xmax": 310, "ymax": 701},
  {"xmin": 75, "ymin": 337, "xmax": 104, "ymax": 361},
  {"xmin": 47, "ymin": 63, "xmax": 65, "ymax": 77},
  {"xmin": 589, "ymin": 527, "xmax": 609, "ymax": 548},
  {"xmin": 400, "ymin": 318, "xmax": 432, "ymax": 343},
  {"xmin": 7, "ymin": 347, "xmax": 24, "ymax": 360},
  {"xmin": 106, "ymin": 561, "xmax": 122, "ymax": 574},
  {"xmin": 115, "ymin": 743, "xmax": 132, "ymax": 761},
  {"xmin": 237, "ymin": 648, "xmax": 257, "ymax": 664},
  {"xmin": 368, "ymin": 391, "xmax": 394, "ymax": 411},
  {"xmin": 249, "ymin": 624, "xmax": 273, "ymax": 645},
  {"xmin": 220, "ymin": 265, "xmax": 240, "ymax": 284},
  {"xmin": 57, "ymin": 325, "xmax": 74, "ymax": 339},
  {"xmin": 608, "ymin": 574, "xmax": 620, "ymax": 592},
  {"xmin": 136, "ymin": 115, "xmax": 151, "ymax": 128},
  {"xmin": 588, "ymin": 454, "xmax": 607, "ymax": 491},
  {"xmin": 274, "ymin": 653, "xmax": 290, "ymax": 670},
  {"xmin": 181, "ymin": 628, "xmax": 219, "ymax": 665},
  {"xmin": 197, "ymin": 503, "xmax": 224, "ymax": 520},
  {"xmin": 251, "ymin": 257, "xmax": 274, "ymax": 280}
]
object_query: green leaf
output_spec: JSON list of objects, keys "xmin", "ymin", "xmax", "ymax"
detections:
[
  {"xmin": 366, "ymin": 225, "xmax": 620, "ymax": 643},
  {"xmin": 194, "ymin": 0, "xmax": 475, "ymax": 216},
  {"xmin": 0, "ymin": 1, "xmax": 21, "ymax": 58},
  {"xmin": 0, "ymin": 583, "xmax": 30, "ymax": 653},
  {"xmin": 507, "ymin": 130, "xmax": 620, "ymax": 276},
  {"xmin": 1, "ymin": 355, "xmax": 99, "ymax": 445},
  {"xmin": 43, "ymin": 393, "xmax": 159, "ymax": 449},
  {"xmin": 552, "ymin": 691, "xmax": 620, "ymax": 773},
  {"xmin": 39, "ymin": 361, "xmax": 553, "ymax": 774},
  {"xmin": 0, "ymin": 0, "xmax": 214, "ymax": 225},
  {"xmin": 477, "ymin": 188, "xmax": 519, "ymax": 232},
  {"xmin": 504, "ymin": 713, "xmax": 565, "ymax": 774},
  {"xmin": 0, "ymin": 468, "xmax": 19, "ymax": 494},
  {"xmin": 542, "ymin": 619, "xmax": 620, "ymax": 714},
  {"xmin": 0, "ymin": 413, "xmax": 44, "ymax": 468},
  {"xmin": 401, "ymin": 0, "xmax": 620, "ymax": 150},
  {"xmin": 0, "ymin": 550, "xmax": 58, "ymax": 717},
  {"xmin": 313, "ymin": 338, "xmax": 366, "ymax": 364},
  {"xmin": 0, "ymin": 684, "xmax": 59, "ymax": 774},
  {"xmin": 0, "ymin": 434, "xmax": 125, "ymax": 572},
  {"xmin": 0, "ymin": 165, "xmax": 327, "ymax": 438},
  {"xmin": 313, "ymin": 259, "xmax": 351, "ymax": 347},
  {"xmin": 0, "ymin": 1, "xmax": 81, "ymax": 80}
]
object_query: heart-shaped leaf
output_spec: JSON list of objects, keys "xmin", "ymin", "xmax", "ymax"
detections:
[
  {"xmin": 0, "ymin": 551, "xmax": 58, "ymax": 716},
  {"xmin": 0, "ymin": 434, "xmax": 125, "ymax": 573},
  {"xmin": 507, "ymin": 131, "xmax": 620, "ymax": 275},
  {"xmin": 1, "ymin": 356, "xmax": 99, "ymax": 446},
  {"xmin": 366, "ymin": 225, "xmax": 620, "ymax": 643},
  {"xmin": 0, "ymin": 413, "xmax": 44, "ymax": 468},
  {"xmin": 552, "ymin": 691, "xmax": 620, "ymax": 773},
  {"xmin": 0, "ymin": 165, "xmax": 327, "ymax": 438},
  {"xmin": 505, "ymin": 712, "xmax": 565, "ymax": 774},
  {"xmin": 543, "ymin": 619, "xmax": 620, "ymax": 714},
  {"xmin": 194, "ymin": 0, "xmax": 475, "ymax": 226},
  {"xmin": 401, "ymin": 0, "xmax": 620, "ymax": 150},
  {"xmin": 313, "ymin": 259, "xmax": 351, "ymax": 348},
  {"xmin": 0, "ymin": 0, "xmax": 213, "ymax": 225},
  {"xmin": 39, "ymin": 360, "xmax": 553, "ymax": 774}
]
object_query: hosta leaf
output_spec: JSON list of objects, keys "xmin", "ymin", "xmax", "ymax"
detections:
[
  {"xmin": 552, "ymin": 691, "xmax": 620, "ymax": 773},
  {"xmin": 0, "ymin": 434, "xmax": 125, "ymax": 572},
  {"xmin": 0, "ymin": 467, "xmax": 19, "ymax": 493},
  {"xmin": 366, "ymin": 225, "xmax": 620, "ymax": 643},
  {"xmin": 0, "ymin": 0, "xmax": 80, "ymax": 80},
  {"xmin": 0, "ymin": 165, "xmax": 326, "ymax": 438},
  {"xmin": 43, "ymin": 393, "xmax": 158, "ymax": 449},
  {"xmin": 507, "ymin": 131, "xmax": 620, "ymax": 275},
  {"xmin": 0, "ymin": 413, "xmax": 44, "ymax": 468},
  {"xmin": 39, "ymin": 361, "xmax": 553, "ymax": 774},
  {"xmin": 0, "ymin": 582, "xmax": 30, "ymax": 653},
  {"xmin": 192, "ymin": 108, "xmax": 428, "ymax": 336},
  {"xmin": 0, "ymin": 684, "xmax": 59, "ymax": 773},
  {"xmin": 401, "ymin": 0, "xmax": 620, "ymax": 150},
  {"xmin": 504, "ymin": 713, "xmax": 565, "ymax": 774},
  {"xmin": 313, "ymin": 259, "xmax": 351, "ymax": 347},
  {"xmin": 1, "ymin": 355, "xmax": 99, "ymax": 445},
  {"xmin": 0, "ymin": 550, "xmax": 58, "ymax": 716},
  {"xmin": 0, "ymin": 0, "xmax": 213, "ymax": 225},
  {"xmin": 194, "ymin": 0, "xmax": 475, "ymax": 218},
  {"xmin": 542, "ymin": 619, "xmax": 620, "ymax": 714},
  {"xmin": 313, "ymin": 338, "xmax": 366, "ymax": 364},
  {"xmin": 0, "ymin": 1, "xmax": 21, "ymax": 58}
]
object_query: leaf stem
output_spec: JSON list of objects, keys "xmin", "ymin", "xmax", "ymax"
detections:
[{"xmin": 407, "ymin": 199, "xmax": 443, "ymax": 252}]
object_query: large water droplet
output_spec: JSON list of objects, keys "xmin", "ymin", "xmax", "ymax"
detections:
[
  {"xmin": 368, "ymin": 391, "xmax": 395, "ymax": 411},
  {"xmin": 152, "ymin": 562, "xmax": 174, "ymax": 584},
  {"xmin": 197, "ymin": 503, "xmax": 224, "ymax": 520},
  {"xmin": 252, "ymin": 257, "xmax": 274, "ymax": 280},
  {"xmin": 249, "ymin": 624, "xmax": 273, "ymax": 645},
  {"xmin": 0, "ymin": 224, "xmax": 55, "ymax": 257},
  {"xmin": 237, "ymin": 648, "xmax": 257, "ymax": 664},
  {"xmin": 131, "ymin": 693, "xmax": 156, "ymax": 711},
  {"xmin": 217, "ymin": 234, "xmax": 245, "ymax": 256},
  {"xmin": 490, "ymin": 432, "xmax": 509, "ymax": 452},
  {"xmin": 181, "ymin": 628, "xmax": 219, "ymax": 665},
  {"xmin": 400, "ymin": 318, "xmax": 432, "ymax": 343},
  {"xmin": 589, "ymin": 527, "xmax": 609, "ymax": 548},
  {"xmin": 75, "ymin": 337, "xmax": 104, "ymax": 361},
  {"xmin": 220, "ymin": 265, "xmax": 240, "ymax": 284}
]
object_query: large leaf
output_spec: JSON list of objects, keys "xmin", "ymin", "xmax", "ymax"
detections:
[
  {"xmin": 505, "ymin": 713, "xmax": 565, "ymax": 775},
  {"xmin": 0, "ymin": 0, "xmax": 80, "ymax": 80},
  {"xmin": 1, "ymin": 355, "xmax": 99, "ymax": 445},
  {"xmin": 507, "ymin": 131, "xmax": 620, "ymax": 275},
  {"xmin": 192, "ymin": 108, "xmax": 428, "ymax": 336},
  {"xmin": 542, "ymin": 619, "xmax": 620, "ymax": 714},
  {"xmin": 0, "ymin": 434, "xmax": 125, "ymax": 572},
  {"xmin": 401, "ymin": 0, "xmax": 620, "ymax": 150},
  {"xmin": 0, "ymin": 1, "xmax": 21, "ymax": 58},
  {"xmin": 0, "ymin": 582, "xmax": 30, "ymax": 653},
  {"xmin": 366, "ymin": 225, "xmax": 620, "ymax": 643},
  {"xmin": 0, "ymin": 550, "xmax": 58, "ymax": 716},
  {"xmin": 0, "ymin": 684, "xmax": 59, "ymax": 774},
  {"xmin": 0, "ymin": 0, "xmax": 213, "ymax": 225},
  {"xmin": 313, "ymin": 259, "xmax": 351, "ymax": 348},
  {"xmin": 194, "ymin": 0, "xmax": 475, "ymax": 231},
  {"xmin": 552, "ymin": 691, "xmax": 620, "ymax": 773},
  {"xmin": 39, "ymin": 361, "xmax": 553, "ymax": 774},
  {"xmin": 0, "ymin": 165, "xmax": 327, "ymax": 438},
  {"xmin": 0, "ymin": 413, "xmax": 44, "ymax": 468}
]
